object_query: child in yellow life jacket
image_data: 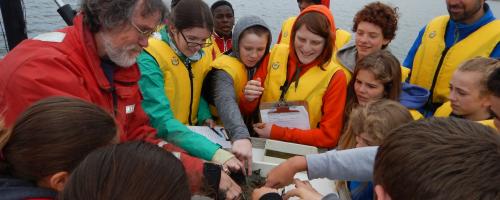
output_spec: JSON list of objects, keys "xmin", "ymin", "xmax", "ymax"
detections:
[
  {"xmin": 205, "ymin": 16, "xmax": 272, "ymax": 175},
  {"xmin": 340, "ymin": 50, "xmax": 428, "ymax": 150},
  {"xmin": 333, "ymin": 2, "xmax": 409, "ymax": 82},
  {"xmin": 250, "ymin": 5, "xmax": 348, "ymax": 148},
  {"xmin": 137, "ymin": 0, "xmax": 245, "ymax": 185},
  {"xmin": 434, "ymin": 57, "xmax": 500, "ymax": 130},
  {"xmin": 337, "ymin": 99, "xmax": 413, "ymax": 200}
]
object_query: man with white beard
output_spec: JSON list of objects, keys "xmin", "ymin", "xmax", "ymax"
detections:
[{"xmin": 0, "ymin": 0, "xmax": 240, "ymax": 197}]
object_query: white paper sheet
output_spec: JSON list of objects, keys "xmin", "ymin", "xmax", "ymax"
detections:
[
  {"xmin": 187, "ymin": 126, "xmax": 232, "ymax": 149},
  {"xmin": 260, "ymin": 105, "xmax": 310, "ymax": 130}
]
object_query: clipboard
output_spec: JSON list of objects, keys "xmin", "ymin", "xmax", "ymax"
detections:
[{"xmin": 259, "ymin": 100, "xmax": 310, "ymax": 130}]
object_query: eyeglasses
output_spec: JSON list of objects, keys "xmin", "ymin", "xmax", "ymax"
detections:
[
  {"xmin": 130, "ymin": 20, "xmax": 156, "ymax": 38},
  {"xmin": 179, "ymin": 31, "xmax": 212, "ymax": 48}
]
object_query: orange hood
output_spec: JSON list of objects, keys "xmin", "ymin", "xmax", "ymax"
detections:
[{"xmin": 287, "ymin": 5, "xmax": 336, "ymax": 75}]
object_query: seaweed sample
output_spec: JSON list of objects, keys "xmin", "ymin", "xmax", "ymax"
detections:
[{"xmin": 217, "ymin": 169, "xmax": 266, "ymax": 200}]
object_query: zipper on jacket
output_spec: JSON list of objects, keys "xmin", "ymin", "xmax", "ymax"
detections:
[
  {"xmin": 426, "ymin": 47, "xmax": 450, "ymax": 107},
  {"xmin": 186, "ymin": 61, "xmax": 194, "ymax": 125},
  {"xmin": 110, "ymin": 86, "xmax": 118, "ymax": 115}
]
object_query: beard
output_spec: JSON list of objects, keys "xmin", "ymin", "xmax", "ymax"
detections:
[
  {"xmin": 101, "ymin": 34, "xmax": 142, "ymax": 68},
  {"xmin": 447, "ymin": 2, "xmax": 483, "ymax": 23}
]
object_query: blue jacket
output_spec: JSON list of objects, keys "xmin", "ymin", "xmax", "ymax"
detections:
[
  {"xmin": 0, "ymin": 176, "xmax": 56, "ymax": 200},
  {"xmin": 403, "ymin": 3, "xmax": 499, "ymax": 69},
  {"xmin": 400, "ymin": 82, "xmax": 430, "ymax": 110}
]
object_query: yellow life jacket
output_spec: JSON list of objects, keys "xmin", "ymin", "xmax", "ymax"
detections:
[
  {"xmin": 203, "ymin": 35, "xmax": 223, "ymax": 61},
  {"xmin": 435, "ymin": 101, "xmax": 497, "ymax": 130},
  {"xmin": 409, "ymin": 110, "xmax": 424, "ymax": 120},
  {"xmin": 410, "ymin": 16, "xmax": 500, "ymax": 104},
  {"xmin": 208, "ymin": 55, "xmax": 247, "ymax": 124},
  {"xmin": 279, "ymin": 16, "xmax": 352, "ymax": 50},
  {"xmin": 144, "ymin": 38, "xmax": 212, "ymax": 125},
  {"xmin": 211, "ymin": 55, "xmax": 248, "ymax": 100},
  {"xmin": 262, "ymin": 44, "xmax": 343, "ymax": 128}
]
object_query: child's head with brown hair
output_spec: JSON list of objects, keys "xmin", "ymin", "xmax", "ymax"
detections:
[
  {"xmin": 231, "ymin": 16, "xmax": 272, "ymax": 68},
  {"xmin": 290, "ymin": 5, "xmax": 335, "ymax": 69},
  {"xmin": 344, "ymin": 50, "xmax": 402, "ymax": 120},
  {"xmin": 488, "ymin": 67, "xmax": 500, "ymax": 130},
  {"xmin": 374, "ymin": 117, "xmax": 500, "ymax": 200},
  {"xmin": 449, "ymin": 57, "xmax": 500, "ymax": 121},
  {"xmin": 168, "ymin": 0, "xmax": 214, "ymax": 57},
  {"xmin": 352, "ymin": 1, "xmax": 399, "ymax": 59},
  {"xmin": 0, "ymin": 96, "xmax": 118, "ymax": 192},
  {"xmin": 60, "ymin": 141, "xmax": 191, "ymax": 200},
  {"xmin": 338, "ymin": 99, "xmax": 412, "ymax": 149},
  {"xmin": 351, "ymin": 100, "xmax": 412, "ymax": 148}
]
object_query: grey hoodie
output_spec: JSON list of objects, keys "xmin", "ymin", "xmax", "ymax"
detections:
[
  {"xmin": 209, "ymin": 16, "xmax": 271, "ymax": 141},
  {"xmin": 335, "ymin": 41, "xmax": 358, "ymax": 74},
  {"xmin": 307, "ymin": 146, "xmax": 377, "ymax": 182},
  {"xmin": 230, "ymin": 16, "xmax": 272, "ymax": 59},
  {"xmin": 309, "ymin": 146, "xmax": 377, "ymax": 200}
]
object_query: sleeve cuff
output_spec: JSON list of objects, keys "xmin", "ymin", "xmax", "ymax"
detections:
[
  {"xmin": 270, "ymin": 125, "xmax": 286, "ymax": 140},
  {"xmin": 305, "ymin": 153, "xmax": 326, "ymax": 179},
  {"xmin": 211, "ymin": 148, "xmax": 235, "ymax": 165}
]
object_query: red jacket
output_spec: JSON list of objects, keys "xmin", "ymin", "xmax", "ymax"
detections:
[{"xmin": 0, "ymin": 15, "xmax": 204, "ymax": 192}]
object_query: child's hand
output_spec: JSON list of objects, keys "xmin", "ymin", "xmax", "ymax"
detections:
[
  {"xmin": 265, "ymin": 156, "xmax": 307, "ymax": 188},
  {"xmin": 219, "ymin": 171, "xmax": 242, "ymax": 200},
  {"xmin": 231, "ymin": 139, "xmax": 253, "ymax": 175},
  {"xmin": 243, "ymin": 78, "xmax": 264, "ymax": 102},
  {"xmin": 253, "ymin": 123, "xmax": 272, "ymax": 138},
  {"xmin": 223, "ymin": 157, "xmax": 244, "ymax": 174},
  {"xmin": 283, "ymin": 179, "xmax": 322, "ymax": 200},
  {"xmin": 203, "ymin": 118, "xmax": 216, "ymax": 128}
]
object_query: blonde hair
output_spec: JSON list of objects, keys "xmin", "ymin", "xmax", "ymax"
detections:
[
  {"xmin": 457, "ymin": 57, "xmax": 500, "ymax": 96},
  {"xmin": 338, "ymin": 99, "xmax": 413, "ymax": 149},
  {"xmin": 336, "ymin": 100, "xmax": 413, "ymax": 199}
]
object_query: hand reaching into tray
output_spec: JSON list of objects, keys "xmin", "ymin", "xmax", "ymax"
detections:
[{"xmin": 264, "ymin": 156, "xmax": 307, "ymax": 188}]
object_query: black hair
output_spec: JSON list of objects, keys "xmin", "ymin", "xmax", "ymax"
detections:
[{"xmin": 210, "ymin": 0, "xmax": 234, "ymax": 14}]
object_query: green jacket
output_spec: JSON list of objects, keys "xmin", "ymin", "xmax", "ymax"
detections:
[{"xmin": 137, "ymin": 27, "xmax": 218, "ymax": 161}]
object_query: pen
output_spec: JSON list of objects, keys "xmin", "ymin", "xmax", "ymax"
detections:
[
  {"xmin": 219, "ymin": 127, "xmax": 230, "ymax": 141},
  {"xmin": 210, "ymin": 127, "xmax": 225, "ymax": 139}
]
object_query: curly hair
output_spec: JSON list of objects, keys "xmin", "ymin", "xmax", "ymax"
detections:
[
  {"xmin": 352, "ymin": 1, "xmax": 399, "ymax": 47},
  {"xmin": 81, "ymin": 0, "xmax": 167, "ymax": 33}
]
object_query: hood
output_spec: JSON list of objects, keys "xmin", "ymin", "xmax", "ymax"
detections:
[
  {"xmin": 288, "ymin": 5, "xmax": 336, "ymax": 68},
  {"xmin": 335, "ymin": 41, "xmax": 357, "ymax": 73},
  {"xmin": 0, "ymin": 176, "xmax": 57, "ymax": 200},
  {"xmin": 312, "ymin": 0, "xmax": 330, "ymax": 8},
  {"xmin": 231, "ymin": 15, "xmax": 272, "ymax": 60},
  {"xmin": 399, "ymin": 82, "xmax": 430, "ymax": 109}
]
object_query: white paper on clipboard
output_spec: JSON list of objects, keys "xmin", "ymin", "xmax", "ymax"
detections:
[{"xmin": 260, "ymin": 105, "xmax": 310, "ymax": 130}]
